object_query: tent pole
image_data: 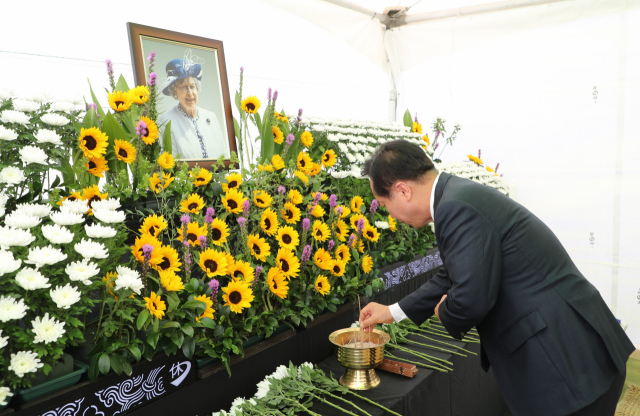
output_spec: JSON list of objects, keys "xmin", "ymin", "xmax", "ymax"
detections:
[{"xmin": 320, "ymin": 0, "xmax": 388, "ymax": 24}]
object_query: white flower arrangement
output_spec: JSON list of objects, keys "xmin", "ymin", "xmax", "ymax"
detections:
[
  {"xmin": 16, "ymin": 203, "xmax": 52, "ymax": 218},
  {"xmin": 33, "ymin": 129, "xmax": 62, "ymax": 145},
  {"xmin": 50, "ymin": 211, "xmax": 84, "ymax": 226},
  {"xmin": 60, "ymin": 199, "xmax": 89, "ymax": 215},
  {"xmin": 24, "ymin": 245, "xmax": 68, "ymax": 268},
  {"xmin": 0, "ymin": 226, "xmax": 35, "ymax": 247},
  {"xmin": 93, "ymin": 209, "xmax": 126, "ymax": 224},
  {"xmin": 19, "ymin": 145, "xmax": 49, "ymax": 165},
  {"xmin": 15, "ymin": 268, "xmax": 51, "ymax": 290},
  {"xmin": 0, "ymin": 125, "xmax": 18, "ymax": 141},
  {"xmin": 49, "ymin": 101, "xmax": 77, "ymax": 112},
  {"xmin": 41, "ymin": 224, "xmax": 74, "ymax": 245},
  {"xmin": 85, "ymin": 223, "xmax": 117, "ymax": 238},
  {"xmin": 31, "ymin": 313, "xmax": 66, "ymax": 344},
  {"xmin": 49, "ymin": 284, "xmax": 81, "ymax": 309},
  {"xmin": 40, "ymin": 113, "xmax": 70, "ymax": 127},
  {"xmin": 114, "ymin": 266, "xmax": 144, "ymax": 295},
  {"xmin": 0, "ymin": 110, "xmax": 30, "ymax": 126},
  {"xmin": 8, "ymin": 351, "xmax": 43, "ymax": 378},
  {"xmin": 0, "ymin": 330, "xmax": 8, "ymax": 350},
  {"xmin": 0, "ymin": 251, "xmax": 21, "ymax": 276},
  {"xmin": 0, "ymin": 296, "xmax": 28, "ymax": 322},
  {"xmin": 65, "ymin": 259, "xmax": 100, "ymax": 285},
  {"xmin": 11, "ymin": 99, "xmax": 40, "ymax": 113},
  {"xmin": 91, "ymin": 198, "xmax": 121, "ymax": 211},
  {"xmin": 4, "ymin": 212, "xmax": 42, "ymax": 229},
  {"xmin": 0, "ymin": 386, "xmax": 12, "ymax": 406},
  {"xmin": 0, "ymin": 167, "xmax": 26, "ymax": 184}
]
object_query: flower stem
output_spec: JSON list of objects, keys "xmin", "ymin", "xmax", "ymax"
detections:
[
  {"xmin": 313, "ymin": 388, "xmax": 372, "ymax": 416},
  {"xmin": 411, "ymin": 333, "xmax": 477, "ymax": 355},
  {"xmin": 308, "ymin": 392, "xmax": 359, "ymax": 416},
  {"xmin": 345, "ymin": 391, "xmax": 403, "ymax": 416},
  {"xmin": 403, "ymin": 339, "xmax": 467, "ymax": 357}
]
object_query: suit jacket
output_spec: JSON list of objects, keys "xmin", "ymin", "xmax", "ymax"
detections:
[{"xmin": 398, "ymin": 172, "xmax": 634, "ymax": 416}]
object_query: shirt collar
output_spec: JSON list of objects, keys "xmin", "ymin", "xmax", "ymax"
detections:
[{"xmin": 430, "ymin": 172, "xmax": 442, "ymax": 223}]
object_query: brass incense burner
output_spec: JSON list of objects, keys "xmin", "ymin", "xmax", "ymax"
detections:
[{"xmin": 329, "ymin": 328, "xmax": 390, "ymax": 390}]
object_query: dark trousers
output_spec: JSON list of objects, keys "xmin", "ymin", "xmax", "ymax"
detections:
[{"xmin": 567, "ymin": 369, "xmax": 626, "ymax": 416}]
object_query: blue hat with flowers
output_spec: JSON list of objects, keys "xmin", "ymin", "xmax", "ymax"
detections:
[{"xmin": 161, "ymin": 57, "xmax": 203, "ymax": 96}]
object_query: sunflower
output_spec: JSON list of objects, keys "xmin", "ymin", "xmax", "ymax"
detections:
[
  {"xmin": 114, "ymin": 139, "xmax": 136, "ymax": 164},
  {"xmin": 276, "ymin": 248, "xmax": 300, "ymax": 279},
  {"xmin": 350, "ymin": 196, "xmax": 364, "ymax": 213},
  {"xmin": 222, "ymin": 188, "xmax": 247, "ymax": 214},
  {"xmin": 241, "ymin": 96, "xmax": 261, "ymax": 114},
  {"xmin": 335, "ymin": 205, "xmax": 351, "ymax": 218},
  {"xmin": 276, "ymin": 226, "xmax": 299, "ymax": 250},
  {"xmin": 253, "ymin": 190, "xmax": 273, "ymax": 208},
  {"xmin": 467, "ymin": 154, "xmax": 483, "ymax": 165},
  {"xmin": 412, "ymin": 121, "xmax": 423, "ymax": 134},
  {"xmin": 258, "ymin": 164, "xmax": 274, "ymax": 172},
  {"xmin": 389, "ymin": 216, "xmax": 397, "ymax": 232},
  {"xmin": 335, "ymin": 244, "xmax": 351, "ymax": 263},
  {"xmin": 144, "ymin": 292, "xmax": 166, "ymax": 319},
  {"xmin": 180, "ymin": 193, "xmax": 205, "ymax": 214},
  {"xmin": 308, "ymin": 204, "xmax": 325, "ymax": 218},
  {"xmin": 130, "ymin": 233, "xmax": 162, "ymax": 264},
  {"xmin": 334, "ymin": 219, "xmax": 349, "ymax": 242},
  {"xmin": 149, "ymin": 172, "xmax": 174, "ymax": 193},
  {"xmin": 320, "ymin": 193, "xmax": 329, "ymax": 202},
  {"xmin": 57, "ymin": 191, "xmax": 84, "ymax": 206},
  {"xmin": 82, "ymin": 185, "xmax": 108, "ymax": 211},
  {"xmin": 247, "ymin": 234, "xmax": 270, "ymax": 262},
  {"xmin": 313, "ymin": 220, "xmax": 330, "ymax": 242},
  {"xmin": 272, "ymin": 125, "xmax": 284, "ymax": 144},
  {"xmin": 267, "ymin": 267, "xmax": 289, "ymax": 299},
  {"xmin": 221, "ymin": 172, "xmax": 243, "ymax": 192},
  {"xmin": 198, "ymin": 248, "xmax": 228, "ymax": 277},
  {"xmin": 294, "ymin": 170, "xmax": 309, "ymax": 185},
  {"xmin": 315, "ymin": 275, "xmax": 331, "ymax": 295},
  {"xmin": 300, "ymin": 131, "xmax": 314, "ymax": 148},
  {"xmin": 308, "ymin": 163, "xmax": 322, "ymax": 176},
  {"xmin": 330, "ymin": 260, "xmax": 346, "ymax": 277},
  {"xmin": 194, "ymin": 294, "xmax": 215, "ymax": 321},
  {"xmin": 274, "ymin": 111, "xmax": 289, "ymax": 122},
  {"xmin": 350, "ymin": 213, "xmax": 369, "ymax": 231},
  {"xmin": 296, "ymin": 151, "xmax": 313, "ymax": 173},
  {"xmin": 362, "ymin": 254, "xmax": 373, "ymax": 273},
  {"xmin": 288, "ymin": 189, "xmax": 303, "ymax": 205},
  {"xmin": 139, "ymin": 214, "xmax": 168, "ymax": 238},
  {"xmin": 208, "ymin": 218, "xmax": 230, "ymax": 246},
  {"xmin": 152, "ymin": 245, "xmax": 182, "ymax": 273},
  {"xmin": 260, "ymin": 208, "xmax": 279, "ymax": 236},
  {"xmin": 78, "ymin": 127, "xmax": 108, "ymax": 159},
  {"xmin": 160, "ymin": 271, "xmax": 185, "ymax": 292},
  {"xmin": 321, "ymin": 149, "xmax": 337, "ymax": 167},
  {"xmin": 177, "ymin": 222, "xmax": 208, "ymax": 247},
  {"xmin": 314, "ymin": 248, "xmax": 334, "ymax": 271},
  {"xmin": 191, "ymin": 167, "xmax": 213, "ymax": 187},
  {"xmin": 103, "ymin": 271, "xmax": 118, "ymax": 298},
  {"xmin": 224, "ymin": 252, "xmax": 235, "ymax": 271},
  {"xmin": 281, "ymin": 202, "xmax": 301, "ymax": 224},
  {"xmin": 422, "ymin": 134, "xmax": 430, "ymax": 146},
  {"xmin": 222, "ymin": 280, "xmax": 255, "ymax": 314},
  {"xmin": 363, "ymin": 224, "xmax": 381, "ymax": 242},
  {"xmin": 138, "ymin": 116, "xmax": 159, "ymax": 145},
  {"xmin": 85, "ymin": 157, "xmax": 109, "ymax": 178},
  {"xmin": 271, "ymin": 154, "xmax": 285, "ymax": 170},
  {"xmin": 129, "ymin": 85, "xmax": 150, "ymax": 105},
  {"xmin": 486, "ymin": 166, "xmax": 494, "ymax": 173},
  {"xmin": 157, "ymin": 152, "xmax": 175, "ymax": 169},
  {"xmin": 350, "ymin": 235, "xmax": 365, "ymax": 253},
  {"xmin": 108, "ymin": 90, "xmax": 132, "ymax": 112},
  {"xmin": 229, "ymin": 259, "xmax": 254, "ymax": 282}
]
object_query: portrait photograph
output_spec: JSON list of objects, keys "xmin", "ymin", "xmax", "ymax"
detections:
[{"xmin": 127, "ymin": 23, "xmax": 237, "ymax": 166}]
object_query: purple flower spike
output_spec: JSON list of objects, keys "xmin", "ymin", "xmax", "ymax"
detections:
[
  {"xmin": 370, "ymin": 199, "xmax": 379, "ymax": 214},
  {"xmin": 435, "ymin": 130, "xmax": 441, "ymax": 139},
  {"xmin": 328, "ymin": 240, "xmax": 335, "ymax": 251},
  {"xmin": 495, "ymin": 163, "xmax": 500, "ymax": 173},
  {"xmin": 336, "ymin": 206, "xmax": 343, "ymax": 216},
  {"xmin": 277, "ymin": 186, "xmax": 286, "ymax": 195},
  {"xmin": 142, "ymin": 244, "xmax": 154, "ymax": 255},
  {"xmin": 298, "ymin": 108, "xmax": 303, "ymax": 116},
  {"xmin": 147, "ymin": 52, "xmax": 156, "ymax": 63},
  {"xmin": 183, "ymin": 240, "xmax": 190, "ymax": 248},
  {"xmin": 255, "ymin": 266, "xmax": 263, "ymax": 280},
  {"xmin": 348, "ymin": 234, "xmax": 356, "ymax": 247},
  {"xmin": 209, "ymin": 278, "xmax": 220, "ymax": 292},
  {"xmin": 240, "ymin": 66, "xmax": 244, "ymax": 73},
  {"xmin": 329, "ymin": 194, "xmax": 338, "ymax": 208},
  {"xmin": 433, "ymin": 143, "xmax": 439, "ymax": 151},
  {"xmin": 243, "ymin": 200, "xmax": 251, "ymax": 215},
  {"xmin": 286, "ymin": 134, "xmax": 295, "ymax": 145},
  {"xmin": 136, "ymin": 120, "xmax": 148, "ymax": 138},
  {"xmin": 302, "ymin": 218, "xmax": 311, "ymax": 231},
  {"xmin": 301, "ymin": 245, "xmax": 312, "ymax": 262},
  {"xmin": 237, "ymin": 217, "xmax": 247, "ymax": 228},
  {"xmin": 314, "ymin": 192, "xmax": 322, "ymax": 203},
  {"xmin": 273, "ymin": 90, "xmax": 278, "ymax": 102},
  {"xmin": 149, "ymin": 72, "xmax": 157, "ymax": 86},
  {"xmin": 180, "ymin": 214, "xmax": 191, "ymax": 225},
  {"xmin": 478, "ymin": 149, "xmax": 481, "ymax": 159},
  {"xmin": 204, "ymin": 207, "xmax": 215, "ymax": 223},
  {"xmin": 198, "ymin": 235, "xmax": 207, "ymax": 246},
  {"xmin": 357, "ymin": 218, "xmax": 365, "ymax": 233},
  {"xmin": 267, "ymin": 88, "xmax": 272, "ymax": 101},
  {"xmin": 106, "ymin": 59, "xmax": 114, "ymax": 76}
]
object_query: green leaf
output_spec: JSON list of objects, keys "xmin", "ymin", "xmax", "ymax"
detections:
[
  {"xmin": 98, "ymin": 353, "xmax": 111, "ymax": 375},
  {"xmin": 162, "ymin": 120, "xmax": 172, "ymax": 154},
  {"xmin": 182, "ymin": 337, "xmax": 195, "ymax": 359},
  {"xmin": 181, "ymin": 326, "xmax": 194, "ymax": 337},
  {"xmin": 88, "ymin": 354, "xmax": 100, "ymax": 381},
  {"xmin": 161, "ymin": 321, "xmax": 180, "ymax": 329},
  {"xmin": 403, "ymin": 109, "xmax": 413, "ymax": 129},
  {"xmin": 365, "ymin": 285, "xmax": 373, "ymax": 298},
  {"xmin": 115, "ymin": 74, "xmax": 130, "ymax": 92},
  {"xmin": 128, "ymin": 346, "xmax": 142, "ymax": 362},
  {"xmin": 223, "ymin": 338, "xmax": 232, "ymax": 350},
  {"xmin": 122, "ymin": 360, "xmax": 133, "ymax": 376},
  {"xmin": 88, "ymin": 79, "xmax": 106, "ymax": 117},
  {"xmin": 153, "ymin": 317, "xmax": 159, "ymax": 333},
  {"xmin": 290, "ymin": 315, "xmax": 300, "ymax": 326},
  {"xmin": 110, "ymin": 353, "xmax": 124, "ymax": 375},
  {"xmin": 200, "ymin": 317, "xmax": 216, "ymax": 330},
  {"xmin": 147, "ymin": 332, "xmax": 160, "ymax": 349},
  {"xmin": 266, "ymin": 317, "xmax": 278, "ymax": 327},
  {"xmin": 167, "ymin": 292, "xmax": 180, "ymax": 312},
  {"xmin": 136, "ymin": 309, "xmax": 150, "ymax": 330},
  {"xmin": 101, "ymin": 112, "xmax": 128, "ymax": 174},
  {"xmin": 214, "ymin": 325, "xmax": 224, "ymax": 337},
  {"xmin": 182, "ymin": 299, "xmax": 206, "ymax": 313},
  {"xmin": 233, "ymin": 117, "xmax": 241, "ymax": 142},
  {"xmin": 82, "ymin": 108, "xmax": 100, "ymax": 129}
]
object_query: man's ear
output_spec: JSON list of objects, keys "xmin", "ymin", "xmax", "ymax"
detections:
[{"xmin": 394, "ymin": 181, "xmax": 412, "ymax": 202}]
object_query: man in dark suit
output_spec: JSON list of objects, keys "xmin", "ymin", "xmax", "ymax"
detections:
[{"xmin": 359, "ymin": 140, "xmax": 634, "ymax": 416}]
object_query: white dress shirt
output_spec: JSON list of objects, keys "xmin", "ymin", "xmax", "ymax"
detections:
[{"xmin": 388, "ymin": 172, "xmax": 441, "ymax": 322}]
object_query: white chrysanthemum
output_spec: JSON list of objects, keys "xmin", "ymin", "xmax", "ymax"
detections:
[
  {"xmin": 254, "ymin": 378, "xmax": 271, "ymax": 399},
  {"xmin": 0, "ymin": 125, "xmax": 18, "ymax": 141},
  {"xmin": 93, "ymin": 209, "xmax": 126, "ymax": 224},
  {"xmin": 0, "ymin": 329, "xmax": 7, "ymax": 350},
  {"xmin": 60, "ymin": 199, "xmax": 89, "ymax": 215},
  {"xmin": 41, "ymin": 224, "xmax": 74, "ymax": 244},
  {"xmin": 0, "ymin": 251, "xmax": 21, "ymax": 276},
  {"xmin": 4, "ymin": 212, "xmax": 41, "ymax": 229},
  {"xmin": 25, "ymin": 245, "xmax": 67, "ymax": 268},
  {"xmin": 114, "ymin": 266, "xmax": 144, "ymax": 294},
  {"xmin": 0, "ymin": 226, "xmax": 35, "ymax": 248},
  {"xmin": 16, "ymin": 203, "xmax": 52, "ymax": 218},
  {"xmin": 0, "ymin": 88, "xmax": 12, "ymax": 100},
  {"xmin": 41, "ymin": 113, "xmax": 70, "ymax": 126},
  {"xmin": 19, "ymin": 145, "xmax": 48, "ymax": 165},
  {"xmin": 0, "ymin": 296, "xmax": 28, "ymax": 322},
  {"xmin": 65, "ymin": 259, "xmax": 100, "ymax": 285},
  {"xmin": 375, "ymin": 221, "xmax": 390, "ymax": 229},
  {"xmin": 0, "ymin": 386, "xmax": 12, "ymax": 406},
  {"xmin": 21, "ymin": 91, "xmax": 51, "ymax": 103},
  {"xmin": 0, "ymin": 166, "xmax": 26, "ymax": 184},
  {"xmin": 270, "ymin": 365, "xmax": 289, "ymax": 380},
  {"xmin": 8, "ymin": 351, "xmax": 43, "ymax": 378},
  {"xmin": 74, "ymin": 239, "xmax": 108, "ymax": 260},
  {"xmin": 229, "ymin": 397, "xmax": 246, "ymax": 416},
  {"xmin": 34, "ymin": 129, "xmax": 63, "ymax": 145},
  {"xmin": 91, "ymin": 198, "xmax": 121, "ymax": 212},
  {"xmin": 59, "ymin": 95, "xmax": 84, "ymax": 105},
  {"xmin": 15, "ymin": 267, "xmax": 51, "ymax": 290},
  {"xmin": 85, "ymin": 223, "xmax": 117, "ymax": 239},
  {"xmin": 0, "ymin": 110, "xmax": 30, "ymax": 125},
  {"xmin": 50, "ymin": 211, "xmax": 84, "ymax": 226},
  {"xmin": 32, "ymin": 313, "xmax": 66, "ymax": 344},
  {"xmin": 12, "ymin": 99, "xmax": 40, "ymax": 112},
  {"xmin": 50, "ymin": 284, "xmax": 81, "ymax": 309},
  {"xmin": 49, "ymin": 101, "xmax": 76, "ymax": 112}
]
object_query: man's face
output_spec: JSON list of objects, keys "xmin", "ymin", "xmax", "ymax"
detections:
[{"xmin": 370, "ymin": 179, "xmax": 430, "ymax": 229}]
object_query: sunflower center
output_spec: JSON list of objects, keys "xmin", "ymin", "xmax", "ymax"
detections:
[
  {"xmin": 338, "ymin": 251, "xmax": 344, "ymax": 260},
  {"xmin": 245, "ymin": 103, "xmax": 255, "ymax": 111},
  {"xmin": 367, "ymin": 231, "xmax": 373, "ymax": 238},
  {"xmin": 89, "ymin": 160, "xmax": 97, "ymax": 169},
  {"xmin": 316, "ymin": 230, "xmax": 322, "ymax": 236},
  {"xmin": 333, "ymin": 264, "xmax": 340, "ymax": 273},
  {"xmin": 253, "ymin": 244, "xmax": 261, "ymax": 255},
  {"xmin": 159, "ymin": 257, "xmax": 170, "ymax": 270},
  {"xmin": 204, "ymin": 259, "xmax": 218, "ymax": 272},
  {"xmin": 115, "ymin": 101, "xmax": 124, "ymax": 107},
  {"xmin": 228, "ymin": 199, "xmax": 238, "ymax": 209},
  {"xmin": 84, "ymin": 135, "xmax": 97, "ymax": 150},
  {"xmin": 264, "ymin": 218, "xmax": 271, "ymax": 229},
  {"xmin": 324, "ymin": 154, "xmax": 329, "ymax": 162},
  {"xmin": 229, "ymin": 291, "xmax": 242, "ymax": 304},
  {"xmin": 212, "ymin": 228, "xmax": 222, "ymax": 241},
  {"xmin": 140, "ymin": 128, "xmax": 149, "ymax": 137},
  {"xmin": 257, "ymin": 198, "xmax": 264, "ymax": 204},
  {"xmin": 273, "ymin": 281, "xmax": 278, "ymax": 289},
  {"xmin": 280, "ymin": 259, "xmax": 290, "ymax": 272},
  {"xmin": 188, "ymin": 203, "xmax": 198, "ymax": 210},
  {"xmin": 318, "ymin": 281, "xmax": 323, "ymax": 288},
  {"xmin": 196, "ymin": 177, "xmax": 205, "ymax": 182},
  {"xmin": 68, "ymin": 196, "xmax": 77, "ymax": 201},
  {"xmin": 118, "ymin": 148, "xmax": 128, "ymax": 158},
  {"xmin": 187, "ymin": 233, "xmax": 197, "ymax": 242},
  {"xmin": 234, "ymin": 270, "xmax": 243, "ymax": 278},
  {"xmin": 282, "ymin": 234, "xmax": 291, "ymax": 244},
  {"xmin": 285, "ymin": 210, "xmax": 293, "ymax": 219},
  {"xmin": 149, "ymin": 226, "xmax": 158, "ymax": 236},
  {"xmin": 88, "ymin": 195, "xmax": 101, "ymax": 208},
  {"xmin": 229, "ymin": 181, "xmax": 238, "ymax": 188},
  {"xmin": 300, "ymin": 159, "xmax": 306, "ymax": 167}
]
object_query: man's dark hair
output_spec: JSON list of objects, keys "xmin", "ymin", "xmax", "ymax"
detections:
[{"xmin": 362, "ymin": 140, "xmax": 436, "ymax": 198}]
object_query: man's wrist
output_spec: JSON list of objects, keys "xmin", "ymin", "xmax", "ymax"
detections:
[{"xmin": 388, "ymin": 303, "xmax": 408, "ymax": 322}]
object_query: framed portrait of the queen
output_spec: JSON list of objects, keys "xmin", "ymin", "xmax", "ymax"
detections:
[{"xmin": 127, "ymin": 23, "xmax": 237, "ymax": 168}]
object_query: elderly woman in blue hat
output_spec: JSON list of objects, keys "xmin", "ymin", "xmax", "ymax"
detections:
[{"xmin": 157, "ymin": 56, "xmax": 226, "ymax": 160}]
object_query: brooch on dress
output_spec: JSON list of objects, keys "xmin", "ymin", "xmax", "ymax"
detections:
[{"xmin": 206, "ymin": 118, "xmax": 211, "ymax": 125}]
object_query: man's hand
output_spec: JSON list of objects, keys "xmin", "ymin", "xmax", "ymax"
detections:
[
  {"xmin": 435, "ymin": 294, "xmax": 447, "ymax": 321},
  {"xmin": 359, "ymin": 302, "xmax": 394, "ymax": 332}
]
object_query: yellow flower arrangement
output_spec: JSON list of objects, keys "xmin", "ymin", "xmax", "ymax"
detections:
[
  {"xmin": 152, "ymin": 245, "xmax": 182, "ymax": 273},
  {"xmin": 229, "ymin": 260, "xmax": 254, "ymax": 282},
  {"xmin": 467, "ymin": 154, "xmax": 483, "ymax": 165},
  {"xmin": 350, "ymin": 196, "xmax": 364, "ymax": 213},
  {"xmin": 308, "ymin": 163, "xmax": 322, "ymax": 176},
  {"xmin": 274, "ymin": 111, "xmax": 289, "ymax": 122},
  {"xmin": 114, "ymin": 139, "xmax": 136, "ymax": 164},
  {"xmin": 241, "ymin": 96, "xmax": 261, "ymax": 114},
  {"xmin": 363, "ymin": 224, "xmax": 380, "ymax": 242},
  {"xmin": 130, "ymin": 233, "xmax": 162, "ymax": 264},
  {"xmin": 334, "ymin": 219, "xmax": 349, "ymax": 242},
  {"xmin": 194, "ymin": 294, "xmax": 215, "ymax": 321},
  {"xmin": 253, "ymin": 190, "xmax": 273, "ymax": 208},
  {"xmin": 412, "ymin": 121, "xmax": 422, "ymax": 134},
  {"xmin": 388, "ymin": 216, "xmax": 397, "ymax": 232},
  {"xmin": 208, "ymin": 218, "xmax": 230, "ymax": 247},
  {"xmin": 222, "ymin": 188, "xmax": 247, "ymax": 214},
  {"xmin": 222, "ymin": 172, "xmax": 243, "ymax": 192},
  {"xmin": 288, "ymin": 189, "xmax": 303, "ymax": 205},
  {"xmin": 144, "ymin": 292, "xmax": 166, "ymax": 319},
  {"xmin": 276, "ymin": 226, "xmax": 299, "ymax": 249},
  {"xmin": 139, "ymin": 116, "xmax": 159, "ymax": 145},
  {"xmin": 130, "ymin": 85, "xmax": 150, "ymax": 105},
  {"xmin": 314, "ymin": 275, "xmax": 330, "ymax": 296},
  {"xmin": 271, "ymin": 154, "xmax": 285, "ymax": 170},
  {"xmin": 314, "ymin": 248, "xmax": 334, "ymax": 271},
  {"xmin": 321, "ymin": 149, "xmax": 337, "ymax": 167},
  {"xmin": 313, "ymin": 221, "xmax": 330, "ymax": 242},
  {"xmin": 247, "ymin": 234, "xmax": 271, "ymax": 262},
  {"xmin": 330, "ymin": 260, "xmax": 346, "ymax": 277},
  {"xmin": 107, "ymin": 90, "xmax": 132, "ymax": 112},
  {"xmin": 308, "ymin": 204, "xmax": 325, "ymax": 218},
  {"xmin": 272, "ymin": 125, "xmax": 284, "ymax": 144},
  {"xmin": 139, "ymin": 214, "xmax": 168, "ymax": 238},
  {"xmin": 260, "ymin": 208, "xmax": 279, "ymax": 236},
  {"xmin": 296, "ymin": 151, "xmax": 313, "ymax": 173},
  {"xmin": 57, "ymin": 191, "xmax": 84, "ymax": 206},
  {"xmin": 276, "ymin": 248, "xmax": 300, "ymax": 279},
  {"xmin": 160, "ymin": 271, "xmax": 185, "ymax": 292},
  {"xmin": 267, "ymin": 267, "xmax": 289, "ymax": 299},
  {"xmin": 180, "ymin": 193, "xmax": 205, "ymax": 214},
  {"xmin": 82, "ymin": 185, "xmax": 108, "ymax": 212},
  {"xmin": 85, "ymin": 157, "xmax": 109, "ymax": 178},
  {"xmin": 177, "ymin": 222, "xmax": 208, "ymax": 247},
  {"xmin": 258, "ymin": 164, "xmax": 275, "ymax": 172},
  {"xmin": 149, "ymin": 172, "xmax": 174, "ymax": 193},
  {"xmin": 294, "ymin": 170, "xmax": 309, "ymax": 185},
  {"xmin": 157, "ymin": 152, "xmax": 175, "ymax": 169},
  {"xmin": 350, "ymin": 213, "xmax": 370, "ymax": 230},
  {"xmin": 300, "ymin": 131, "xmax": 314, "ymax": 148},
  {"xmin": 222, "ymin": 280, "xmax": 255, "ymax": 314},
  {"xmin": 78, "ymin": 127, "xmax": 108, "ymax": 159},
  {"xmin": 335, "ymin": 205, "xmax": 351, "ymax": 218},
  {"xmin": 281, "ymin": 202, "xmax": 301, "ymax": 224},
  {"xmin": 199, "ymin": 248, "xmax": 229, "ymax": 277},
  {"xmin": 486, "ymin": 166, "xmax": 494, "ymax": 172},
  {"xmin": 362, "ymin": 254, "xmax": 373, "ymax": 273},
  {"xmin": 335, "ymin": 244, "xmax": 351, "ymax": 263},
  {"xmin": 422, "ymin": 134, "xmax": 430, "ymax": 146},
  {"xmin": 192, "ymin": 167, "xmax": 213, "ymax": 187}
]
